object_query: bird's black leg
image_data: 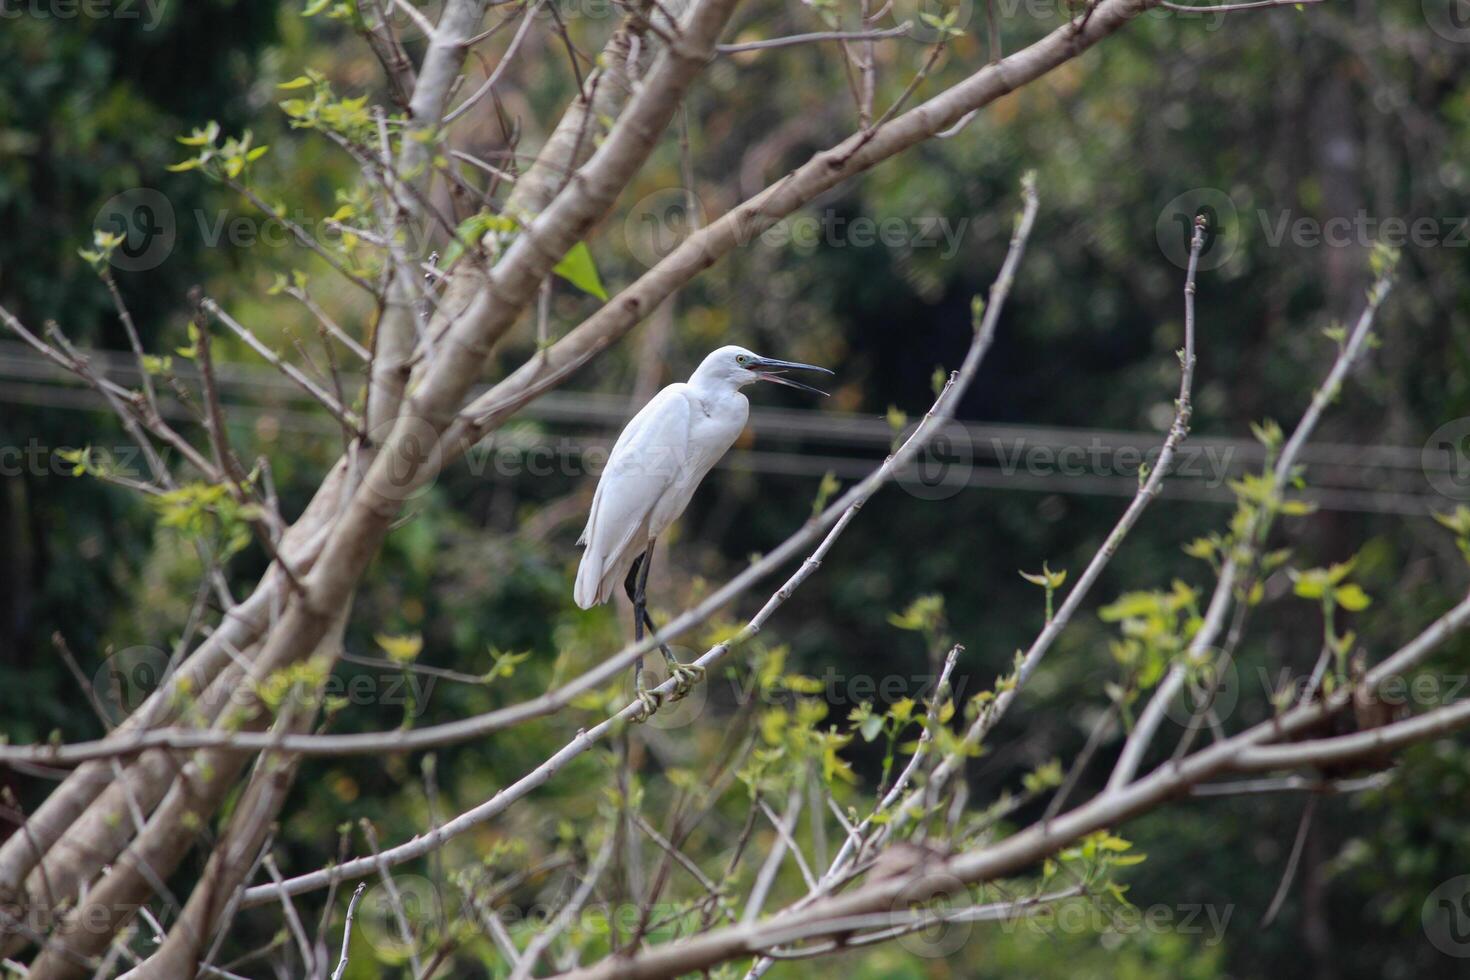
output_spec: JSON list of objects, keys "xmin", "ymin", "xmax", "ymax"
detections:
[
  {"xmin": 624, "ymin": 539, "xmax": 704, "ymax": 703},
  {"xmin": 624, "ymin": 552, "xmax": 677, "ymax": 664},
  {"xmin": 622, "ymin": 551, "xmax": 660, "ymax": 721}
]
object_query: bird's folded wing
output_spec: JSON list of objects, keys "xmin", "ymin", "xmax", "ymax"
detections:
[{"xmin": 574, "ymin": 388, "xmax": 692, "ymax": 606}]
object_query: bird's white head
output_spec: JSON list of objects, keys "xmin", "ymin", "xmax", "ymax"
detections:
[{"xmin": 689, "ymin": 345, "xmax": 833, "ymax": 396}]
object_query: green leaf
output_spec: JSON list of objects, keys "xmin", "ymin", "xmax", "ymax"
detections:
[
  {"xmin": 1326, "ymin": 557, "xmax": 1358, "ymax": 585},
  {"xmin": 1434, "ymin": 506, "xmax": 1470, "ymax": 536},
  {"xmin": 1021, "ymin": 758, "xmax": 1063, "ymax": 794},
  {"xmin": 1182, "ymin": 537, "xmax": 1215, "ymax": 560},
  {"xmin": 176, "ymin": 122, "xmax": 220, "ymax": 146},
  {"xmin": 887, "ymin": 594, "xmax": 945, "ymax": 632},
  {"xmin": 1334, "ymin": 583, "xmax": 1372, "ymax": 612},
  {"xmin": 553, "ymin": 241, "xmax": 608, "ymax": 301},
  {"xmin": 1250, "ymin": 419, "xmax": 1283, "ymax": 449},
  {"xmin": 441, "ymin": 211, "xmax": 517, "ymax": 270},
  {"xmin": 1019, "ymin": 564, "xmax": 1065, "ymax": 589},
  {"xmin": 376, "ymin": 632, "xmax": 423, "ymax": 664},
  {"xmin": 1289, "ymin": 568, "xmax": 1328, "ymax": 600},
  {"xmin": 811, "ymin": 470, "xmax": 840, "ymax": 517}
]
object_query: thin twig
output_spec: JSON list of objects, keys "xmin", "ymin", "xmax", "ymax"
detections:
[
  {"xmin": 716, "ymin": 25, "xmax": 910, "ymax": 53},
  {"xmin": 329, "ymin": 883, "xmax": 368, "ymax": 980},
  {"xmin": 200, "ymin": 297, "xmax": 364, "ymax": 434}
]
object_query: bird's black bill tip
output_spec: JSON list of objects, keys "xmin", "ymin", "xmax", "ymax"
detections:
[
  {"xmin": 757, "ymin": 372, "xmax": 829, "ymax": 396},
  {"xmin": 749, "ymin": 356, "xmax": 833, "ymax": 396}
]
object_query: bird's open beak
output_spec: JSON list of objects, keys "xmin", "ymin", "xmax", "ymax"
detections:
[{"xmin": 748, "ymin": 356, "xmax": 833, "ymax": 396}]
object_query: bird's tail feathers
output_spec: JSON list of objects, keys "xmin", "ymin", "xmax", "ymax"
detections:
[{"xmin": 574, "ymin": 548, "xmax": 613, "ymax": 609}]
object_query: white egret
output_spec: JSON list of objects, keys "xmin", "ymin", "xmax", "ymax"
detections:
[{"xmin": 575, "ymin": 345, "xmax": 833, "ymax": 716}]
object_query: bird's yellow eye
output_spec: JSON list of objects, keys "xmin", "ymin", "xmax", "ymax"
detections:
[{"xmin": 736, "ymin": 355, "xmax": 748, "ymax": 365}]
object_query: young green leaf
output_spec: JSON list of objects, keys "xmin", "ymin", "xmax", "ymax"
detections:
[{"xmin": 553, "ymin": 241, "xmax": 609, "ymax": 301}]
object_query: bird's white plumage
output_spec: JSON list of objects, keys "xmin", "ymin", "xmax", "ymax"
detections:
[{"xmin": 574, "ymin": 349, "xmax": 754, "ymax": 608}]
